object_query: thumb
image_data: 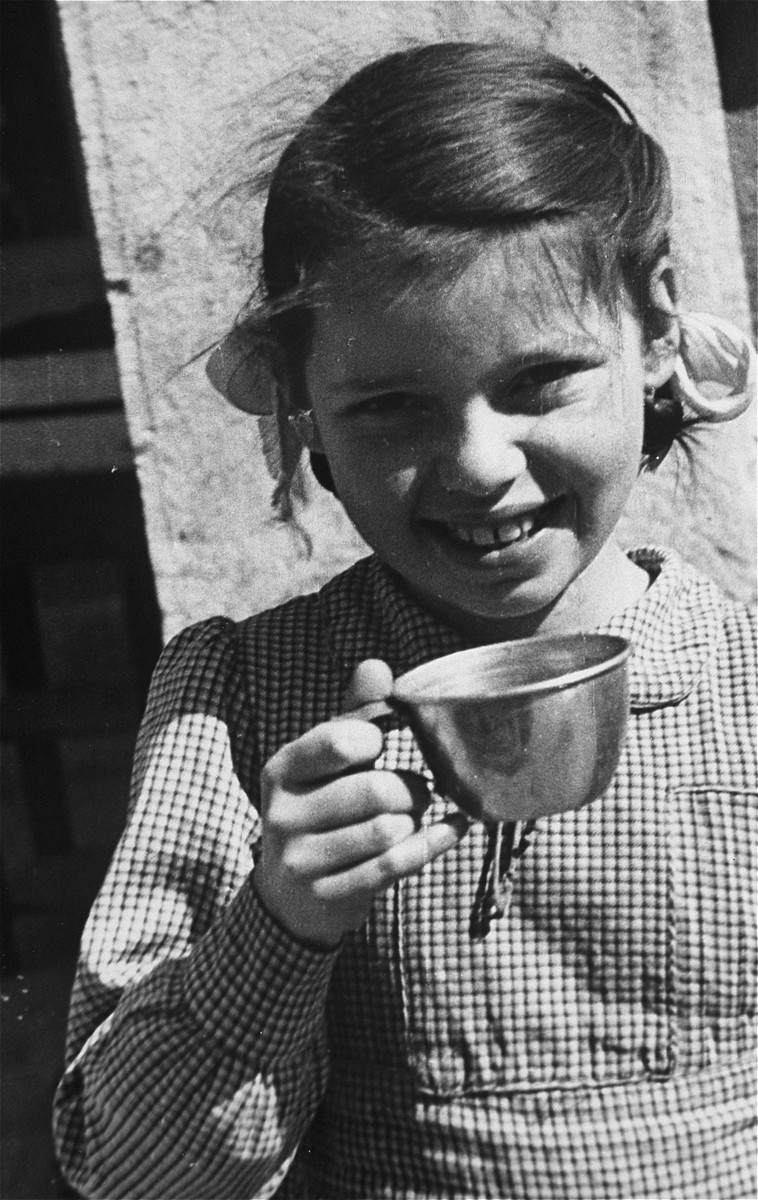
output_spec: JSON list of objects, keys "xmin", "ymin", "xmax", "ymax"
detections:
[{"xmin": 342, "ymin": 658, "xmax": 394, "ymax": 713}]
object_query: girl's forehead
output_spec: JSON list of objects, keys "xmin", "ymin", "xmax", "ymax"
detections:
[{"xmin": 312, "ymin": 228, "xmax": 615, "ymax": 348}]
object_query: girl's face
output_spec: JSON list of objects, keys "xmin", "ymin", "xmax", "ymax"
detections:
[{"xmin": 305, "ymin": 238, "xmax": 660, "ymax": 641}]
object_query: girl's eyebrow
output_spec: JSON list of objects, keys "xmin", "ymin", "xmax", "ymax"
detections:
[
  {"xmin": 500, "ymin": 340, "xmax": 610, "ymax": 374},
  {"xmin": 327, "ymin": 371, "xmax": 426, "ymax": 396},
  {"xmin": 513, "ymin": 335, "xmax": 608, "ymax": 363},
  {"xmin": 326, "ymin": 337, "xmax": 607, "ymax": 396}
]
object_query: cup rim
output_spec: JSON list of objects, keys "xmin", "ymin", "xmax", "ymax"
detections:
[{"xmin": 392, "ymin": 633, "xmax": 631, "ymax": 704}]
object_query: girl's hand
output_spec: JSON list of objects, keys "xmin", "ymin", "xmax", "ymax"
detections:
[{"xmin": 254, "ymin": 660, "xmax": 468, "ymax": 949}]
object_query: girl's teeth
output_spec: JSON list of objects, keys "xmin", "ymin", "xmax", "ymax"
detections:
[{"xmin": 451, "ymin": 513, "xmax": 538, "ymax": 547}]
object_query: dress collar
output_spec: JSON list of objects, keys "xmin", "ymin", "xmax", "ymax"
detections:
[
  {"xmin": 602, "ymin": 547, "xmax": 727, "ymax": 709},
  {"xmin": 322, "ymin": 547, "xmax": 727, "ymax": 711}
]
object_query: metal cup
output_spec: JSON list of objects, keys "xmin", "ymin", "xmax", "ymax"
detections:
[{"xmin": 364, "ymin": 634, "xmax": 630, "ymax": 824}]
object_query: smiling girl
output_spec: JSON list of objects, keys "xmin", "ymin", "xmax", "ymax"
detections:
[
  {"xmin": 55, "ymin": 43, "xmax": 755, "ymax": 1200},
  {"xmin": 302, "ymin": 242, "xmax": 654, "ymax": 641}
]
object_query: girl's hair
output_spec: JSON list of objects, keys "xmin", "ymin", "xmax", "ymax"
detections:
[{"xmin": 239, "ymin": 41, "xmax": 685, "ymax": 503}]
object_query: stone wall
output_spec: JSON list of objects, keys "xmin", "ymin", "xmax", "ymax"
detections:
[{"xmin": 58, "ymin": 0, "xmax": 755, "ymax": 640}]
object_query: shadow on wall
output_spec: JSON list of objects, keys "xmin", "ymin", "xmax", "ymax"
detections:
[
  {"xmin": 708, "ymin": 0, "xmax": 757, "ymax": 335},
  {"xmin": 1, "ymin": 2, "xmax": 162, "ymax": 1198}
]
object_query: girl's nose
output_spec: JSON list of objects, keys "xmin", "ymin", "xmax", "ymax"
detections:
[{"xmin": 434, "ymin": 402, "xmax": 530, "ymax": 496}]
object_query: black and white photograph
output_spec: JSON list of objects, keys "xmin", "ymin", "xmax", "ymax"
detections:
[{"xmin": 1, "ymin": 2, "xmax": 755, "ymax": 1198}]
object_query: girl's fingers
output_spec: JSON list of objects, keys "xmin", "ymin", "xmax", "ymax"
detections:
[
  {"xmin": 263, "ymin": 718, "xmax": 384, "ymax": 790},
  {"xmin": 286, "ymin": 811, "xmax": 419, "ymax": 875},
  {"xmin": 341, "ymin": 659, "xmax": 394, "ymax": 712},
  {"xmin": 312, "ymin": 768, "xmax": 431, "ymax": 831},
  {"xmin": 268, "ymin": 764, "xmax": 432, "ymax": 834},
  {"xmin": 313, "ymin": 813, "xmax": 470, "ymax": 902}
]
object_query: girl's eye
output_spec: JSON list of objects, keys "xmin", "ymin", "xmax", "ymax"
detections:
[
  {"xmin": 499, "ymin": 358, "xmax": 603, "ymax": 414},
  {"xmin": 350, "ymin": 392, "xmax": 430, "ymax": 418},
  {"xmin": 511, "ymin": 360, "xmax": 591, "ymax": 394}
]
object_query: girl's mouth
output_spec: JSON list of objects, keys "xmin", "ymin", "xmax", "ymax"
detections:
[{"xmin": 427, "ymin": 498, "xmax": 565, "ymax": 557}]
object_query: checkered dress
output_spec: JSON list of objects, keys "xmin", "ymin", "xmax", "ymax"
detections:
[{"xmin": 54, "ymin": 548, "xmax": 756, "ymax": 1200}]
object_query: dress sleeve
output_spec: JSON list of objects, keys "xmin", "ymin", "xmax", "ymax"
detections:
[{"xmin": 53, "ymin": 619, "xmax": 338, "ymax": 1199}]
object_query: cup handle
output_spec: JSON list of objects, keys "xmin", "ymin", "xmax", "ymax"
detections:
[
  {"xmin": 346, "ymin": 698, "xmax": 398, "ymax": 723},
  {"xmin": 341, "ymin": 699, "xmax": 458, "ymax": 814}
]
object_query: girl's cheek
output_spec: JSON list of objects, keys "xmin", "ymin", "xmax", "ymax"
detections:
[{"xmin": 329, "ymin": 451, "xmax": 411, "ymax": 507}]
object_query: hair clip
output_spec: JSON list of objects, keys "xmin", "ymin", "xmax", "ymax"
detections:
[
  {"xmin": 577, "ymin": 64, "xmax": 638, "ymax": 127},
  {"xmin": 206, "ymin": 327, "xmax": 277, "ymax": 415}
]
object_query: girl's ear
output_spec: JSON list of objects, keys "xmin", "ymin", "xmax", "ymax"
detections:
[{"xmin": 643, "ymin": 257, "xmax": 680, "ymax": 390}]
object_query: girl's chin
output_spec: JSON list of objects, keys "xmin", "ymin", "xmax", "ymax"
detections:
[
  {"xmin": 407, "ymin": 536, "xmax": 643, "ymax": 639},
  {"xmin": 406, "ymin": 560, "xmax": 574, "ymax": 639}
]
